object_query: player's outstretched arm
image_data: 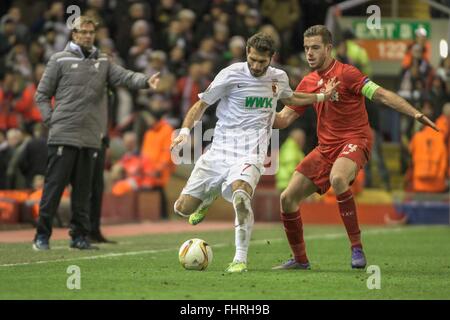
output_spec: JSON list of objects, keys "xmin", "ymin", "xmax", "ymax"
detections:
[
  {"xmin": 282, "ymin": 77, "xmax": 339, "ymax": 106},
  {"xmin": 273, "ymin": 106, "xmax": 300, "ymax": 129},
  {"xmin": 170, "ymin": 100, "xmax": 210, "ymax": 151},
  {"xmin": 372, "ymin": 87, "xmax": 439, "ymax": 131}
]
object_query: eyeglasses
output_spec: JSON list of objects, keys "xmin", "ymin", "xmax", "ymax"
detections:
[{"xmin": 75, "ymin": 30, "xmax": 96, "ymax": 35}]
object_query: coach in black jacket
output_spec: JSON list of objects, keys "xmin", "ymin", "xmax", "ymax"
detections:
[{"xmin": 33, "ymin": 16, "xmax": 159, "ymax": 250}]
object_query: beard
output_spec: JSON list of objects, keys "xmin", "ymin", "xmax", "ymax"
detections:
[
  {"xmin": 248, "ymin": 63, "xmax": 269, "ymax": 77},
  {"xmin": 309, "ymin": 56, "xmax": 326, "ymax": 70}
]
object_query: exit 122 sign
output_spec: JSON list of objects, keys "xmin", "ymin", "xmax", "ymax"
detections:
[{"xmin": 351, "ymin": 20, "xmax": 431, "ymax": 60}]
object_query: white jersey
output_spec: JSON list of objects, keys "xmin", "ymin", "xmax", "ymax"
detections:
[{"xmin": 199, "ymin": 62, "xmax": 293, "ymax": 163}]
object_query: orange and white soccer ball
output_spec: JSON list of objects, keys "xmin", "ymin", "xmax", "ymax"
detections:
[{"xmin": 178, "ymin": 238, "xmax": 213, "ymax": 271}]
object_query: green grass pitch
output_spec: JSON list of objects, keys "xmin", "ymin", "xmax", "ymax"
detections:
[{"xmin": 0, "ymin": 225, "xmax": 449, "ymax": 299}]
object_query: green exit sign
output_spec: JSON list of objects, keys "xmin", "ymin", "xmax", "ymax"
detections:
[{"xmin": 353, "ymin": 20, "xmax": 431, "ymax": 40}]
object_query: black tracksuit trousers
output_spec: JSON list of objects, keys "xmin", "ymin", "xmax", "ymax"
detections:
[
  {"xmin": 35, "ymin": 145, "xmax": 98, "ymax": 240},
  {"xmin": 89, "ymin": 144, "xmax": 106, "ymax": 234}
]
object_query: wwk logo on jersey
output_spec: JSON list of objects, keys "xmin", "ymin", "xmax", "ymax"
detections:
[{"xmin": 244, "ymin": 97, "xmax": 273, "ymax": 109}]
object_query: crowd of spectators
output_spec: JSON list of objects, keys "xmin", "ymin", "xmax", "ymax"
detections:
[{"xmin": 396, "ymin": 28, "xmax": 450, "ymax": 192}]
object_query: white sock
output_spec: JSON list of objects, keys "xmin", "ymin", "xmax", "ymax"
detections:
[
  {"xmin": 232, "ymin": 190, "xmax": 254, "ymax": 263},
  {"xmin": 197, "ymin": 188, "xmax": 220, "ymax": 212}
]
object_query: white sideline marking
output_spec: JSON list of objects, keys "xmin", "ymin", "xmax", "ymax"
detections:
[{"xmin": 0, "ymin": 228, "xmax": 405, "ymax": 268}]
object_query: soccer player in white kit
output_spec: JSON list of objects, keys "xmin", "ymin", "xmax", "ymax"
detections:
[{"xmin": 171, "ymin": 33, "xmax": 338, "ymax": 273}]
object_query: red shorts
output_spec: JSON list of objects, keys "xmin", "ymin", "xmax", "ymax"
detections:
[{"xmin": 296, "ymin": 139, "xmax": 372, "ymax": 195}]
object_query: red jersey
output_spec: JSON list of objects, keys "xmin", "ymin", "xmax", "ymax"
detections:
[{"xmin": 289, "ymin": 59, "xmax": 372, "ymax": 148}]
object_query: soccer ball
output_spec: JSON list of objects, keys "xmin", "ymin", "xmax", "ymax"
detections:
[{"xmin": 178, "ymin": 238, "xmax": 213, "ymax": 271}]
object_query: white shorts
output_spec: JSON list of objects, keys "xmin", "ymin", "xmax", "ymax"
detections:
[{"xmin": 181, "ymin": 150, "xmax": 264, "ymax": 203}]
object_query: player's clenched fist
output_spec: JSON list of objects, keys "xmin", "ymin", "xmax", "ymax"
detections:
[{"xmin": 171, "ymin": 128, "xmax": 190, "ymax": 151}]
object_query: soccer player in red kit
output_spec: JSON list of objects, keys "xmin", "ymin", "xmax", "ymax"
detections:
[{"xmin": 272, "ymin": 25, "xmax": 438, "ymax": 270}]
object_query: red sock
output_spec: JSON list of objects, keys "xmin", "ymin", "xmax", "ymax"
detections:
[
  {"xmin": 280, "ymin": 210, "xmax": 308, "ymax": 263},
  {"xmin": 336, "ymin": 189, "xmax": 362, "ymax": 249}
]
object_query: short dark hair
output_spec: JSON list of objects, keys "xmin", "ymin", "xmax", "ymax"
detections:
[
  {"xmin": 246, "ymin": 32, "xmax": 275, "ymax": 56},
  {"xmin": 304, "ymin": 25, "xmax": 333, "ymax": 45}
]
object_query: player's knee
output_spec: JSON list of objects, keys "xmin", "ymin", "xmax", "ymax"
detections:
[
  {"xmin": 330, "ymin": 174, "xmax": 348, "ymax": 194},
  {"xmin": 280, "ymin": 191, "xmax": 288, "ymax": 208},
  {"xmin": 280, "ymin": 191, "xmax": 296, "ymax": 212}
]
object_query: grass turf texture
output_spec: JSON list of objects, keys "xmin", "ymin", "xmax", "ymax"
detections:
[{"xmin": 0, "ymin": 225, "xmax": 449, "ymax": 299}]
